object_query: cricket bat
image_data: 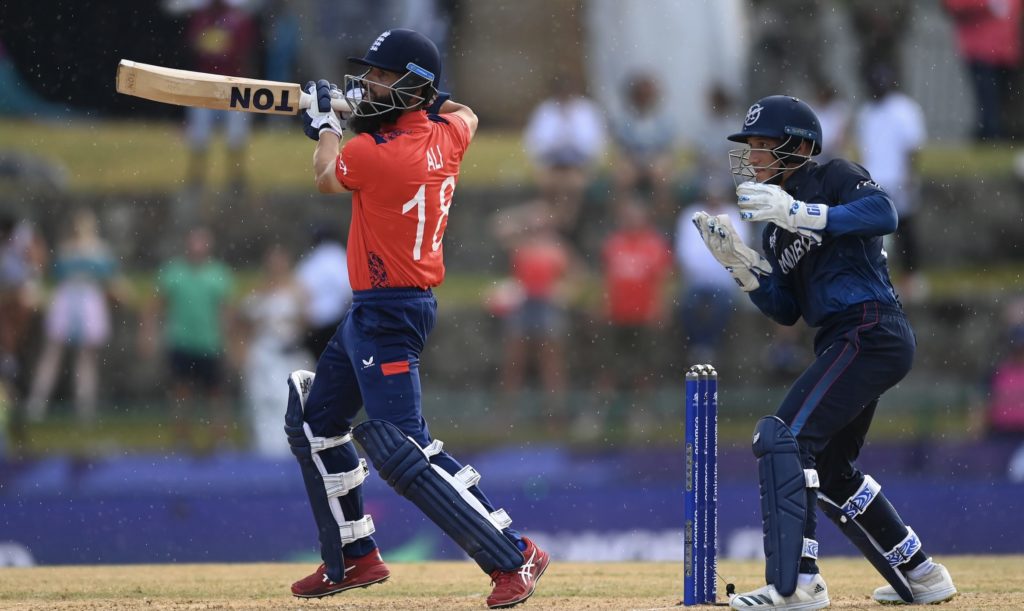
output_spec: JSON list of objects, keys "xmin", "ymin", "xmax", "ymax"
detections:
[{"xmin": 115, "ymin": 59, "xmax": 351, "ymax": 115}]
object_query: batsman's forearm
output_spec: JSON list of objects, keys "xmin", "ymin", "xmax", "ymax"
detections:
[{"xmin": 313, "ymin": 133, "xmax": 344, "ymax": 193}]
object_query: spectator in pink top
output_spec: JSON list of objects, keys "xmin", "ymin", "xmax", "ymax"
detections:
[{"xmin": 944, "ymin": 0, "xmax": 1023, "ymax": 141}]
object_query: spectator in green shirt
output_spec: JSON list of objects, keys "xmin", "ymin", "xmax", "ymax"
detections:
[{"xmin": 141, "ymin": 226, "xmax": 235, "ymax": 450}]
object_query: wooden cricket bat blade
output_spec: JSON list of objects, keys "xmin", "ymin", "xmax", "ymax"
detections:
[{"xmin": 115, "ymin": 59, "xmax": 350, "ymax": 115}]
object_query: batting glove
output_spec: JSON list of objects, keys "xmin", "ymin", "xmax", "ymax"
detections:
[
  {"xmin": 692, "ymin": 211, "xmax": 773, "ymax": 292},
  {"xmin": 736, "ymin": 182, "xmax": 828, "ymax": 244},
  {"xmin": 302, "ymin": 79, "xmax": 345, "ymax": 141}
]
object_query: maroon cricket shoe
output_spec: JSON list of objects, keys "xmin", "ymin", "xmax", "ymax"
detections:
[
  {"xmin": 486, "ymin": 537, "xmax": 551, "ymax": 609},
  {"xmin": 290, "ymin": 550, "xmax": 391, "ymax": 598}
]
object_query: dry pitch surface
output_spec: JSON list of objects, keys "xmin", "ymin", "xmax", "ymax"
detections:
[{"xmin": 1, "ymin": 556, "xmax": 1021, "ymax": 610}]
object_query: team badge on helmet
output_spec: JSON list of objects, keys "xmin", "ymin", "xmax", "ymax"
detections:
[{"xmin": 744, "ymin": 103, "xmax": 764, "ymax": 127}]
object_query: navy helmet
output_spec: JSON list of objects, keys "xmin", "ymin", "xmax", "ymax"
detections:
[
  {"xmin": 727, "ymin": 95, "xmax": 822, "ymax": 185},
  {"xmin": 728, "ymin": 95, "xmax": 822, "ymax": 155},
  {"xmin": 344, "ymin": 29, "xmax": 441, "ymax": 117}
]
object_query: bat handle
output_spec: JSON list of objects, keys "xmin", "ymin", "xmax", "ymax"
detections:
[{"xmin": 298, "ymin": 91, "xmax": 353, "ymax": 115}]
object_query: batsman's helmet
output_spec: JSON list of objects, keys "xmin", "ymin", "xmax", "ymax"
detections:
[
  {"xmin": 345, "ymin": 29, "xmax": 441, "ymax": 117},
  {"xmin": 727, "ymin": 95, "xmax": 821, "ymax": 185}
]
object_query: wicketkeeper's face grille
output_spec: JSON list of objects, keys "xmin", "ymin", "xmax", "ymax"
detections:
[{"xmin": 728, "ymin": 136, "xmax": 812, "ymax": 187}]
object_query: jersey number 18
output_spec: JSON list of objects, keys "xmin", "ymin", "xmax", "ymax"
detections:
[{"xmin": 401, "ymin": 176, "xmax": 456, "ymax": 261}]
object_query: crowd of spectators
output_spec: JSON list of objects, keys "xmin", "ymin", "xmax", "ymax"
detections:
[{"xmin": 2, "ymin": 1, "xmax": 1021, "ymax": 455}]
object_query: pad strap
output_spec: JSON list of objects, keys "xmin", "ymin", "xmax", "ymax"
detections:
[
  {"xmin": 323, "ymin": 459, "xmax": 370, "ymax": 498},
  {"xmin": 433, "ymin": 464, "xmax": 513, "ymax": 530},
  {"xmin": 839, "ymin": 474, "xmax": 880, "ymax": 521},
  {"xmin": 340, "ymin": 515, "xmax": 376, "ymax": 545},
  {"xmin": 305, "ymin": 424, "xmax": 353, "ymax": 453},
  {"xmin": 802, "ymin": 538, "xmax": 819, "ymax": 560},
  {"xmin": 884, "ymin": 527, "xmax": 922, "ymax": 568},
  {"xmin": 804, "ymin": 469, "xmax": 819, "ymax": 489}
]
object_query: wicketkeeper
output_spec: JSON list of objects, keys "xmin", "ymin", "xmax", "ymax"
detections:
[{"xmin": 693, "ymin": 95, "xmax": 957, "ymax": 610}]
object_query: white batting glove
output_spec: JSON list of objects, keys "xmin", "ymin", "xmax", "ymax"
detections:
[
  {"xmin": 736, "ymin": 182, "xmax": 828, "ymax": 244},
  {"xmin": 302, "ymin": 79, "xmax": 345, "ymax": 141},
  {"xmin": 692, "ymin": 211, "xmax": 773, "ymax": 292}
]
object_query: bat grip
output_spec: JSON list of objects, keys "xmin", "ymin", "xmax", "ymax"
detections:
[{"xmin": 298, "ymin": 91, "xmax": 352, "ymax": 114}]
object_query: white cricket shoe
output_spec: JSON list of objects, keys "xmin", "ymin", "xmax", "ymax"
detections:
[
  {"xmin": 730, "ymin": 574, "xmax": 830, "ymax": 610},
  {"xmin": 873, "ymin": 562, "xmax": 956, "ymax": 605}
]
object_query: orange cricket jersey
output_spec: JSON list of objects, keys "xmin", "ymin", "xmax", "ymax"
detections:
[{"xmin": 335, "ymin": 111, "xmax": 472, "ymax": 290}]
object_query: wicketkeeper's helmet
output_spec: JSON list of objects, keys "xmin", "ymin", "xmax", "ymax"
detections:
[{"xmin": 727, "ymin": 95, "xmax": 822, "ymax": 185}]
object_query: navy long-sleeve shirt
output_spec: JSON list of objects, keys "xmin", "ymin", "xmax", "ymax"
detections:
[{"xmin": 748, "ymin": 159, "xmax": 901, "ymax": 328}]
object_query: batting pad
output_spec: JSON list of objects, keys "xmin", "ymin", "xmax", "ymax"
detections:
[
  {"xmin": 818, "ymin": 484, "xmax": 916, "ymax": 603},
  {"xmin": 285, "ymin": 370, "xmax": 374, "ymax": 582},
  {"xmin": 353, "ymin": 419, "xmax": 524, "ymax": 573},
  {"xmin": 752, "ymin": 416, "xmax": 816, "ymax": 597}
]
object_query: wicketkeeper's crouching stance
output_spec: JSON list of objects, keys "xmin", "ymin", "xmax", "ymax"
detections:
[
  {"xmin": 694, "ymin": 95, "xmax": 957, "ymax": 610},
  {"xmin": 283, "ymin": 28, "xmax": 548, "ymax": 610}
]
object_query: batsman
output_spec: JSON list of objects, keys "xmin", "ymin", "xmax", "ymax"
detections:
[
  {"xmin": 692, "ymin": 96, "xmax": 958, "ymax": 609},
  {"xmin": 284, "ymin": 29, "xmax": 549, "ymax": 609}
]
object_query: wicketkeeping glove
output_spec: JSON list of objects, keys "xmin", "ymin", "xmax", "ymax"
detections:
[
  {"xmin": 736, "ymin": 182, "xmax": 828, "ymax": 244},
  {"xmin": 692, "ymin": 211, "xmax": 773, "ymax": 292},
  {"xmin": 302, "ymin": 79, "xmax": 345, "ymax": 141}
]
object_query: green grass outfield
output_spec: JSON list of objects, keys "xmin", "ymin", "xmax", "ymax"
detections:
[
  {"xmin": 2, "ymin": 118, "xmax": 1018, "ymax": 194},
  {"xmin": 1, "ymin": 556, "xmax": 1020, "ymax": 609}
]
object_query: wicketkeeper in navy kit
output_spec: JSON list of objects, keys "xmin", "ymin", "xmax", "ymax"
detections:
[
  {"xmin": 284, "ymin": 28, "xmax": 548, "ymax": 609},
  {"xmin": 692, "ymin": 95, "xmax": 958, "ymax": 610}
]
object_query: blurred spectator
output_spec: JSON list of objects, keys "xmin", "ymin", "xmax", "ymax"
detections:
[
  {"xmin": 675, "ymin": 178, "xmax": 746, "ymax": 365},
  {"xmin": 596, "ymin": 198, "xmax": 672, "ymax": 436},
  {"xmin": 983, "ymin": 323, "xmax": 1024, "ymax": 441},
  {"xmin": 492, "ymin": 201, "xmax": 580, "ymax": 427},
  {"xmin": 295, "ymin": 225, "xmax": 351, "ymax": 359},
  {"xmin": 849, "ymin": 0, "xmax": 913, "ymax": 85},
  {"xmin": 854, "ymin": 65, "xmax": 927, "ymax": 300},
  {"xmin": 609, "ymin": 71, "xmax": 677, "ymax": 222},
  {"xmin": 811, "ymin": 77, "xmax": 852, "ymax": 162},
  {"xmin": 944, "ymin": 0, "xmax": 1023, "ymax": 141},
  {"xmin": 238, "ymin": 244, "xmax": 312, "ymax": 457},
  {"xmin": 261, "ymin": 0, "xmax": 300, "ymax": 131},
  {"xmin": 0, "ymin": 40, "xmax": 64, "ymax": 118},
  {"xmin": 182, "ymin": 0, "xmax": 258, "ymax": 192},
  {"xmin": 691, "ymin": 83, "xmax": 738, "ymax": 192},
  {"xmin": 523, "ymin": 76, "xmax": 606, "ymax": 241},
  {"xmin": 142, "ymin": 226, "xmax": 236, "ymax": 450},
  {"xmin": 748, "ymin": 0, "xmax": 823, "ymax": 98},
  {"xmin": 0, "ymin": 211, "xmax": 46, "ymax": 449},
  {"xmin": 263, "ymin": 0, "xmax": 299, "ymax": 83},
  {"xmin": 25, "ymin": 210, "xmax": 130, "ymax": 425}
]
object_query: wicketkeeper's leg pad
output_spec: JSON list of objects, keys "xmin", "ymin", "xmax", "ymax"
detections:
[
  {"xmin": 353, "ymin": 418, "xmax": 524, "ymax": 573},
  {"xmin": 818, "ymin": 474, "xmax": 917, "ymax": 603},
  {"xmin": 752, "ymin": 416, "xmax": 819, "ymax": 597},
  {"xmin": 285, "ymin": 370, "xmax": 374, "ymax": 582}
]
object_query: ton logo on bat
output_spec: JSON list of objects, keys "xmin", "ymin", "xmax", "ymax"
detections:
[{"xmin": 230, "ymin": 86, "xmax": 295, "ymax": 113}]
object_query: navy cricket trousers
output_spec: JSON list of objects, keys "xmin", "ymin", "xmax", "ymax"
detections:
[
  {"xmin": 302, "ymin": 288, "xmax": 521, "ymax": 557},
  {"xmin": 774, "ymin": 301, "xmax": 915, "ymax": 547}
]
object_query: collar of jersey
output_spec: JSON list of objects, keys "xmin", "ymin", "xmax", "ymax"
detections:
[
  {"xmin": 380, "ymin": 110, "xmax": 430, "ymax": 132},
  {"xmin": 782, "ymin": 160, "xmax": 817, "ymax": 194}
]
